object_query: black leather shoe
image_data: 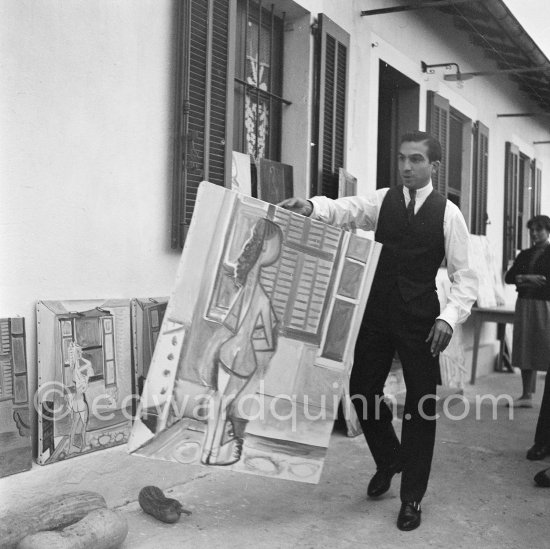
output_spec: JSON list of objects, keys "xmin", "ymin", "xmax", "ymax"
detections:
[
  {"xmin": 526, "ymin": 443, "xmax": 550, "ymax": 460},
  {"xmin": 367, "ymin": 465, "xmax": 402, "ymax": 498},
  {"xmin": 397, "ymin": 501, "xmax": 422, "ymax": 531},
  {"xmin": 534, "ymin": 468, "xmax": 550, "ymax": 487}
]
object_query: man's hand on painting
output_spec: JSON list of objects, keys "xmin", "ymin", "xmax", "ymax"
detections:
[{"xmin": 277, "ymin": 197, "xmax": 313, "ymax": 217}]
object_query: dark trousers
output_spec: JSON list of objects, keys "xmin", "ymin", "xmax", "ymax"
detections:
[
  {"xmin": 350, "ymin": 288, "xmax": 440, "ymax": 503},
  {"xmin": 534, "ymin": 372, "xmax": 550, "ymax": 446}
]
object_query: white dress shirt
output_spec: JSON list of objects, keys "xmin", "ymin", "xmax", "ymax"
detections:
[{"xmin": 310, "ymin": 183, "xmax": 478, "ymax": 330}]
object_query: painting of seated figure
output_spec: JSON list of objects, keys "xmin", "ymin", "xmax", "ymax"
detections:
[
  {"xmin": 36, "ymin": 299, "xmax": 134, "ymax": 464},
  {"xmin": 0, "ymin": 317, "xmax": 32, "ymax": 477},
  {"xmin": 129, "ymin": 182, "xmax": 381, "ymax": 484}
]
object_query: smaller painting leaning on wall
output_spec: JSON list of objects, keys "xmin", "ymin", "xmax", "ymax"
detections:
[
  {"xmin": 36, "ymin": 299, "xmax": 134, "ymax": 465},
  {"xmin": 338, "ymin": 168, "xmax": 357, "ymax": 198},
  {"xmin": 0, "ymin": 317, "xmax": 32, "ymax": 477},
  {"xmin": 231, "ymin": 151, "xmax": 253, "ymax": 197},
  {"xmin": 257, "ymin": 158, "xmax": 294, "ymax": 205},
  {"xmin": 131, "ymin": 298, "xmax": 168, "ymax": 397}
]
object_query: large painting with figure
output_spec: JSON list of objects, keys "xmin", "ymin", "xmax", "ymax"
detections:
[
  {"xmin": 0, "ymin": 317, "xmax": 32, "ymax": 477},
  {"xmin": 36, "ymin": 299, "xmax": 134, "ymax": 464},
  {"xmin": 128, "ymin": 182, "xmax": 381, "ymax": 484}
]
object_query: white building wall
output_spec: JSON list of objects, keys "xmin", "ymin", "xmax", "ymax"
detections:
[
  {"xmin": 2, "ymin": 0, "xmax": 550, "ymax": 411},
  {"xmin": 0, "ymin": 0, "xmax": 180, "ymax": 407}
]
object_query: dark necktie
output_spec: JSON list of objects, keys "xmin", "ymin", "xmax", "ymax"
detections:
[{"xmin": 407, "ymin": 189, "xmax": 416, "ymax": 224}]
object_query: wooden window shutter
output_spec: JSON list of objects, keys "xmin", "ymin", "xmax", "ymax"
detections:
[
  {"xmin": 472, "ymin": 121, "xmax": 489, "ymax": 235},
  {"xmin": 532, "ymin": 159, "xmax": 542, "ymax": 216},
  {"xmin": 311, "ymin": 14, "xmax": 349, "ymax": 199},
  {"xmin": 426, "ymin": 91, "xmax": 450, "ymax": 197},
  {"xmin": 171, "ymin": 0, "xmax": 232, "ymax": 248},
  {"xmin": 503, "ymin": 141, "xmax": 520, "ymax": 270}
]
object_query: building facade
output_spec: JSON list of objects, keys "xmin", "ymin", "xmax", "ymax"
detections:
[{"xmin": 2, "ymin": 0, "xmax": 550, "ymax": 432}]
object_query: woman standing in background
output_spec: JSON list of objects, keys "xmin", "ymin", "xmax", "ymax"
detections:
[{"xmin": 505, "ymin": 215, "xmax": 550, "ymax": 459}]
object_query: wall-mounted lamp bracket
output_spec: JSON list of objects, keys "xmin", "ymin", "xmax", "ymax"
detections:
[{"xmin": 421, "ymin": 61, "xmax": 472, "ymax": 81}]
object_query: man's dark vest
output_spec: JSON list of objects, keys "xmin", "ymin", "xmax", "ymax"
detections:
[{"xmin": 368, "ymin": 184, "xmax": 446, "ymax": 307}]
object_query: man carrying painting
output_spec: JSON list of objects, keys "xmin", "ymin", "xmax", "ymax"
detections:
[{"xmin": 279, "ymin": 130, "xmax": 477, "ymax": 531}]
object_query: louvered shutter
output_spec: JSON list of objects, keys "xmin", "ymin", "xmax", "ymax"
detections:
[
  {"xmin": 503, "ymin": 142, "xmax": 520, "ymax": 270},
  {"xmin": 171, "ymin": 0, "xmax": 231, "ymax": 248},
  {"xmin": 532, "ymin": 159, "xmax": 542, "ymax": 216},
  {"xmin": 312, "ymin": 15, "xmax": 349, "ymax": 199},
  {"xmin": 426, "ymin": 91, "xmax": 450, "ymax": 197},
  {"xmin": 472, "ymin": 121, "xmax": 489, "ymax": 235}
]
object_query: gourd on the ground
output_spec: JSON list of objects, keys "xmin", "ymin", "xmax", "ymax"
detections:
[
  {"xmin": 17, "ymin": 508, "xmax": 128, "ymax": 549},
  {"xmin": 0, "ymin": 491, "xmax": 107, "ymax": 549}
]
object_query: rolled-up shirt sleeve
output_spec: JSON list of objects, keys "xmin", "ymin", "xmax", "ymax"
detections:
[{"xmin": 438, "ymin": 203, "xmax": 478, "ymax": 330}]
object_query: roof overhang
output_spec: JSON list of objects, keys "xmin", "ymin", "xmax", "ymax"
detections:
[{"xmin": 362, "ymin": 0, "xmax": 550, "ymax": 114}]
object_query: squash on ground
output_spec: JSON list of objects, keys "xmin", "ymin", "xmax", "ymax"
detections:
[
  {"xmin": 17, "ymin": 508, "xmax": 128, "ymax": 549},
  {"xmin": 0, "ymin": 490, "xmax": 107, "ymax": 549}
]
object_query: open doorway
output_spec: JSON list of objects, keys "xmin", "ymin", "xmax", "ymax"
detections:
[{"xmin": 377, "ymin": 61, "xmax": 419, "ymax": 189}]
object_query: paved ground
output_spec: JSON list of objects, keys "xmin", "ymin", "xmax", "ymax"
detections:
[{"xmin": 1, "ymin": 370, "xmax": 548, "ymax": 548}]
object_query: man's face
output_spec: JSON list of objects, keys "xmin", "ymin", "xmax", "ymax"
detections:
[{"xmin": 398, "ymin": 140, "xmax": 439, "ymax": 190}]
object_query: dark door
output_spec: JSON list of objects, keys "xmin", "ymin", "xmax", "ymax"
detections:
[{"xmin": 377, "ymin": 61, "xmax": 419, "ymax": 189}]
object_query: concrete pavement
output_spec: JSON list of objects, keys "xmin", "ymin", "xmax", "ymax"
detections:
[{"xmin": 1, "ymin": 370, "xmax": 548, "ymax": 548}]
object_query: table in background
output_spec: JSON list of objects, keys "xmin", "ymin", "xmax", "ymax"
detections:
[{"xmin": 470, "ymin": 305, "xmax": 515, "ymax": 384}]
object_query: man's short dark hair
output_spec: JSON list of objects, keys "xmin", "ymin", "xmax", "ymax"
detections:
[
  {"xmin": 400, "ymin": 131, "xmax": 442, "ymax": 163},
  {"xmin": 527, "ymin": 214, "xmax": 550, "ymax": 231}
]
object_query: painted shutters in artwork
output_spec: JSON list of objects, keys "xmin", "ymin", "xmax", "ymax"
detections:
[
  {"xmin": 312, "ymin": 14, "xmax": 349, "ymax": 199},
  {"xmin": 0, "ymin": 318, "xmax": 28, "ymax": 405},
  {"xmin": 0, "ymin": 319, "xmax": 13, "ymax": 400},
  {"xmin": 171, "ymin": 0, "xmax": 231, "ymax": 248},
  {"xmin": 503, "ymin": 141, "xmax": 520, "ymax": 270},
  {"xmin": 427, "ymin": 91, "xmax": 450, "ymax": 197},
  {"xmin": 472, "ymin": 121, "xmax": 489, "ymax": 235}
]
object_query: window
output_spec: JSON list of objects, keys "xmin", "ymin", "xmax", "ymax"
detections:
[
  {"xmin": 517, "ymin": 154, "xmax": 531, "ymax": 250},
  {"xmin": 171, "ymin": 3, "xmax": 347, "ymax": 247},
  {"xmin": 503, "ymin": 145, "xmax": 543, "ymax": 269},
  {"xmin": 233, "ymin": 0, "xmax": 287, "ymax": 161},
  {"xmin": 171, "ymin": 0, "xmax": 232, "ymax": 248},
  {"xmin": 503, "ymin": 142, "xmax": 519, "ymax": 270},
  {"xmin": 448, "ymin": 110, "xmax": 464, "ymax": 208},
  {"xmin": 471, "ymin": 121, "xmax": 489, "ymax": 235},
  {"xmin": 532, "ymin": 160, "xmax": 542, "ymax": 216},
  {"xmin": 311, "ymin": 15, "xmax": 350, "ymax": 199},
  {"xmin": 427, "ymin": 91, "xmax": 450, "ymax": 197},
  {"xmin": 426, "ymin": 93, "xmax": 473, "ymax": 227}
]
